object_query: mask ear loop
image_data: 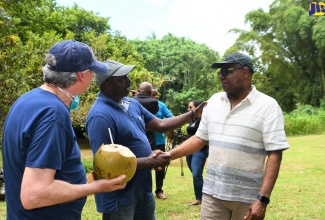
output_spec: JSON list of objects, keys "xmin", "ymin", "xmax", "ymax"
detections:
[{"xmin": 49, "ymin": 83, "xmax": 74, "ymax": 101}]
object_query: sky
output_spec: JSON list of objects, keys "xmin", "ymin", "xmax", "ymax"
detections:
[{"xmin": 55, "ymin": 0, "xmax": 274, "ymax": 55}]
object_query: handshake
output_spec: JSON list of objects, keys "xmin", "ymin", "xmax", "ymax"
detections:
[{"xmin": 149, "ymin": 150, "xmax": 172, "ymax": 170}]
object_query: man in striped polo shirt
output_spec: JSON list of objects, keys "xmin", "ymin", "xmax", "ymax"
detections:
[{"xmin": 166, "ymin": 53, "xmax": 289, "ymax": 220}]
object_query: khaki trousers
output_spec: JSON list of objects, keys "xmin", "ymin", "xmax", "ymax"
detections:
[{"xmin": 200, "ymin": 193, "xmax": 251, "ymax": 220}]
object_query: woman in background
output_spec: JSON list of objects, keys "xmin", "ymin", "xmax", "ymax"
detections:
[{"xmin": 186, "ymin": 100, "xmax": 209, "ymax": 206}]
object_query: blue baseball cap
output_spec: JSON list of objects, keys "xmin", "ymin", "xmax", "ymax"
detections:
[{"xmin": 47, "ymin": 40, "xmax": 108, "ymax": 75}]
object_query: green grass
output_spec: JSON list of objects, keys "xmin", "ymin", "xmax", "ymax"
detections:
[{"xmin": 0, "ymin": 134, "xmax": 325, "ymax": 219}]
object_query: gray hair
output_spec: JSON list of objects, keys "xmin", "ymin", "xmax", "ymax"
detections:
[{"xmin": 42, "ymin": 54, "xmax": 78, "ymax": 88}]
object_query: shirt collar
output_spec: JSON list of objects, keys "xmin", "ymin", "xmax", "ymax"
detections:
[
  {"xmin": 220, "ymin": 85, "xmax": 257, "ymax": 104},
  {"xmin": 97, "ymin": 93, "xmax": 130, "ymax": 111}
]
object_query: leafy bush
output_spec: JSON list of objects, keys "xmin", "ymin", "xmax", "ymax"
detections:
[
  {"xmin": 284, "ymin": 105, "xmax": 325, "ymax": 136},
  {"xmin": 82, "ymin": 159, "xmax": 93, "ymax": 173}
]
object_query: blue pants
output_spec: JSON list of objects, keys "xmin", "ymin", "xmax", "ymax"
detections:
[
  {"xmin": 186, "ymin": 146, "xmax": 209, "ymax": 201},
  {"xmin": 154, "ymin": 144, "xmax": 166, "ymax": 194},
  {"xmin": 102, "ymin": 192, "xmax": 156, "ymax": 220}
]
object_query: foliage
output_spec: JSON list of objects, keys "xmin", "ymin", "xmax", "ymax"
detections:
[
  {"xmin": 284, "ymin": 105, "xmax": 325, "ymax": 136},
  {"xmin": 2, "ymin": 0, "xmax": 325, "ymax": 139},
  {"xmin": 0, "ymin": 31, "xmax": 62, "ymax": 139},
  {"xmin": 132, "ymin": 33, "xmax": 221, "ymax": 115},
  {"xmin": 0, "ymin": 0, "xmax": 159, "ymax": 138},
  {"xmin": 82, "ymin": 159, "xmax": 93, "ymax": 173},
  {"xmin": 228, "ymin": 0, "xmax": 325, "ymax": 112}
]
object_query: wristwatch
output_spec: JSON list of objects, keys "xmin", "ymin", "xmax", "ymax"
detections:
[{"xmin": 257, "ymin": 194, "xmax": 270, "ymax": 204}]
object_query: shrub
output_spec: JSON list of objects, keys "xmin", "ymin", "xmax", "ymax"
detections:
[
  {"xmin": 82, "ymin": 159, "xmax": 93, "ymax": 173},
  {"xmin": 284, "ymin": 106, "xmax": 325, "ymax": 136}
]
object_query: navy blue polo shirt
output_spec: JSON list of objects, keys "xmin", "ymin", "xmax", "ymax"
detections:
[{"xmin": 86, "ymin": 93, "xmax": 155, "ymax": 213}]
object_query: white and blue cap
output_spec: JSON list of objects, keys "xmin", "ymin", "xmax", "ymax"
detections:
[{"xmin": 47, "ymin": 40, "xmax": 108, "ymax": 75}]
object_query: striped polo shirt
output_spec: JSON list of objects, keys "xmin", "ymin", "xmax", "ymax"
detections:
[{"xmin": 196, "ymin": 86, "xmax": 289, "ymax": 203}]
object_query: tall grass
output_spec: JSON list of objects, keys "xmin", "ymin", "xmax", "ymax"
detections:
[{"xmin": 284, "ymin": 106, "xmax": 325, "ymax": 136}]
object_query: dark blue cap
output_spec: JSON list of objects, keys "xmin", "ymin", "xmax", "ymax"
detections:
[
  {"xmin": 211, "ymin": 52, "xmax": 254, "ymax": 73},
  {"xmin": 47, "ymin": 40, "xmax": 108, "ymax": 75}
]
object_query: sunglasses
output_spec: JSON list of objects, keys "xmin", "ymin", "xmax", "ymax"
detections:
[{"xmin": 219, "ymin": 66, "xmax": 244, "ymax": 76}]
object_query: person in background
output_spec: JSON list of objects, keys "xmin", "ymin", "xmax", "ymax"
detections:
[
  {"xmin": 133, "ymin": 82, "xmax": 159, "ymax": 151},
  {"xmin": 151, "ymin": 87, "xmax": 173, "ymax": 200},
  {"xmin": 1, "ymin": 40, "xmax": 126, "ymax": 220},
  {"xmin": 186, "ymin": 100, "xmax": 209, "ymax": 206},
  {"xmin": 165, "ymin": 52, "xmax": 289, "ymax": 220},
  {"xmin": 130, "ymin": 90, "xmax": 138, "ymax": 97},
  {"xmin": 86, "ymin": 60, "xmax": 206, "ymax": 220}
]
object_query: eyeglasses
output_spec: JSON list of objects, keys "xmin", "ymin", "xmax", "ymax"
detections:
[{"xmin": 219, "ymin": 66, "xmax": 244, "ymax": 76}]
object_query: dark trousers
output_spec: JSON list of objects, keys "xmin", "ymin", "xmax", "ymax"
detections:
[{"xmin": 154, "ymin": 144, "xmax": 166, "ymax": 194}]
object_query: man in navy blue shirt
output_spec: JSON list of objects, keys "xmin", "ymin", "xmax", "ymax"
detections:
[
  {"xmin": 1, "ymin": 40, "xmax": 126, "ymax": 220},
  {"xmin": 87, "ymin": 60, "xmax": 206, "ymax": 220}
]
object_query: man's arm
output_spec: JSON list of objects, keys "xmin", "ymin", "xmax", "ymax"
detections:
[
  {"xmin": 136, "ymin": 150, "xmax": 171, "ymax": 170},
  {"xmin": 146, "ymin": 101, "xmax": 207, "ymax": 133},
  {"xmin": 244, "ymin": 150, "xmax": 283, "ymax": 220},
  {"xmin": 166, "ymin": 135, "xmax": 208, "ymax": 160},
  {"xmin": 20, "ymin": 167, "xmax": 126, "ymax": 210}
]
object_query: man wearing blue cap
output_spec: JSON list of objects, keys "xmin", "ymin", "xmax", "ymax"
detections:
[
  {"xmin": 1, "ymin": 40, "xmax": 126, "ymax": 220},
  {"xmin": 167, "ymin": 52, "xmax": 289, "ymax": 220}
]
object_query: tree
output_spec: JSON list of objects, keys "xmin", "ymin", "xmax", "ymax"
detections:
[
  {"xmin": 0, "ymin": 0, "xmax": 158, "ymax": 138},
  {"xmin": 228, "ymin": 0, "xmax": 325, "ymax": 112},
  {"xmin": 132, "ymin": 33, "xmax": 221, "ymax": 114}
]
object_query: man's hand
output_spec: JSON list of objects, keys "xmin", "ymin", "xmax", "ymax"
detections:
[
  {"xmin": 151, "ymin": 150, "xmax": 171, "ymax": 170},
  {"xmin": 192, "ymin": 101, "xmax": 208, "ymax": 118},
  {"xmin": 244, "ymin": 199, "xmax": 267, "ymax": 220},
  {"xmin": 149, "ymin": 150, "xmax": 171, "ymax": 169},
  {"xmin": 87, "ymin": 172, "xmax": 126, "ymax": 193}
]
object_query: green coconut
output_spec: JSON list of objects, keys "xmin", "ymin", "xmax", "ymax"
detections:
[{"xmin": 93, "ymin": 144, "xmax": 137, "ymax": 184}]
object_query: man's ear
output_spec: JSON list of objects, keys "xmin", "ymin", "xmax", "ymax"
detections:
[
  {"xmin": 76, "ymin": 71, "xmax": 84, "ymax": 82},
  {"xmin": 243, "ymin": 67, "xmax": 250, "ymax": 77},
  {"xmin": 100, "ymin": 80, "xmax": 110, "ymax": 90}
]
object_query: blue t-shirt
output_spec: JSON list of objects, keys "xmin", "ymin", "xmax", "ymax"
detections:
[
  {"xmin": 154, "ymin": 101, "xmax": 173, "ymax": 145},
  {"xmin": 1, "ymin": 88, "xmax": 86, "ymax": 220},
  {"xmin": 85, "ymin": 93, "xmax": 155, "ymax": 213}
]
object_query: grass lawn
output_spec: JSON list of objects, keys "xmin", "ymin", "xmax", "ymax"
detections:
[{"xmin": 0, "ymin": 134, "xmax": 324, "ymax": 219}]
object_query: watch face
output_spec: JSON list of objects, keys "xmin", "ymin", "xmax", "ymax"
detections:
[{"xmin": 257, "ymin": 194, "xmax": 270, "ymax": 204}]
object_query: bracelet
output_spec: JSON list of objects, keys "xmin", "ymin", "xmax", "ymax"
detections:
[{"xmin": 191, "ymin": 110, "xmax": 194, "ymax": 121}]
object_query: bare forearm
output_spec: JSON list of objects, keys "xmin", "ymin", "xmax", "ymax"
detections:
[
  {"xmin": 137, "ymin": 151, "xmax": 171, "ymax": 170},
  {"xmin": 169, "ymin": 136, "xmax": 207, "ymax": 160},
  {"xmin": 21, "ymin": 167, "xmax": 126, "ymax": 210},
  {"xmin": 259, "ymin": 150, "xmax": 283, "ymax": 197},
  {"xmin": 148, "ymin": 111, "xmax": 193, "ymax": 133},
  {"xmin": 137, "ymin": 157, "xmax": 157, "ymax": 169},
  {"xmin": 147, "ymin": 101, "xmax": 207, "ymax": 133},
  {"xmin": 22, "ymin": 179, "xmax": 102, "ymax": 209}
]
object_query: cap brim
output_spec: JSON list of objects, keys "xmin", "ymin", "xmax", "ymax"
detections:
[
  {"xmin": 211, "ymin": 61, "xmax": 237, "ymax": 69},
  {"xmin": 111, "ymin": 65, "xmax": 136, "ymax": 77},
  {"xmin": 90, "ymin": 60, "xmax": 109, "ymax": 75}
]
